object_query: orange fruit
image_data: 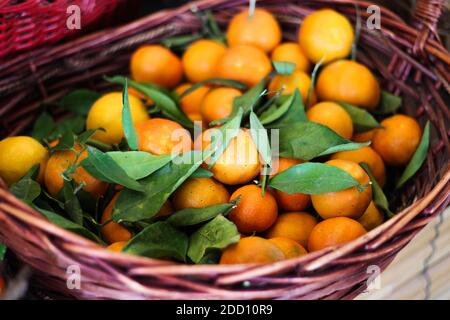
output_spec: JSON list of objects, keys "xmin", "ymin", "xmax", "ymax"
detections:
[
  {"xmin": 136, "ymin": 118, "xmax": 192, "ymax": 155},
  {"xmin": 372, "ymin": 115, "xmax": 422, "ymax": 166},
  {"xmin": 182, "ymin": 39, "xmax": 227, "ymax": 83},
  {"xmin": 265, "ymin": 212, "xmax": 317, "ymax": 248},
  {"xmin": 308, "ymin": 217, "xmax": 367, "ymax": 252},
  {"xmin": 227, "ymin": 8, "xmax": 281, "ymax": 53},
  {"xmin": 155, "ymin": 200, "xmax": 174, "ymax": 218},
  {"xmin": 215, "ymin": 45, "xmax": 272, "ymax": 87},
  {"xmin": 107, "ymin": 241, "xmax": 128, "ymax": 252},
  {"xmin": 196, "ymin": 128, "xmax": 261, "ymax": 185},
  {"xmin": 220, "ymin": 236, "xmax": 284, "ymax": 264},
  {"xmin": 268, "ymin": 237, "xmax": 307, "ymax": 259},
  {"xmin": 352, "ymin": 130, "xmax": 375, "ymax": 143},
  {"xmin": 44, "ymin": 144, "xmax": 107, "ymax": 198},
  {"xmin": 357, "ymin": 201, "xmax": 384, "ymax": 231},
  {"xmin": 271, "ymin": 42, "xmax": 310, "ymax": 72},
  {"xmin": 101, "ymin": 193, "xmax": 132, "ymax": 244},
  {"xmin": 268, "ymin": 70, "xmax": 317, "ymax": 105},
  {"xmin": 316, "ymin": 60, "xmax": 381, "ymax": 109},
  {"xmin": 130, "ymin": 45, "xmax": 183, "ymax": 88},
  {"xmin": 172, "ymin": 177, "xmax": 230, "ymax": 210},
  {"xmin": 330, "ymin": 146, "xmax": 386, "ymax": 186},
  {"xmin": 307, "ymin": 102, "xmax": 354, "ymax": 139},
  {"xmin": 311, "ymin": 159, "xmax": 372, "ymax": 220},
  {"xmin": 200, "ymin": 87, "xmax": 242, "ymax": 125},
  {"xmin": 269, "ymin": 157, "xmax": 310, "ymax": 212},
  {"xmin": 298, "ymin": 9, "xmax": 354, "ymax": 64},
  {"xmin": 229, "ymin": 184, "xmax": 278, "ymax": 234},
  {"xmin": 174, "ymin": 83, "xmax": 210, "ymax": 115},
  {"xmin": 86, "ymin": 92, "xmax": 149, "ymax": 145},
  {"xmin": 0, "ymin": 136, "xmax": 48, "ymax": 186}
]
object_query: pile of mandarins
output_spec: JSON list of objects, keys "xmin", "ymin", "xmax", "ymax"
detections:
[{"xmin": 0, "ymin": 8, "xmax": 426, "ymax": 265}]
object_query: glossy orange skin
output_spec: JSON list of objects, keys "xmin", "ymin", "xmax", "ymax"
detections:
[
  {"xmin": 268, "ymin": 237, "xmax": 307, "ymax": 259},
  {"xmin": 330, "ymin": 146, "xmax": 386, "ymax": 187},
  {"xmin": 372, "ymin": 115, "xmax": 422, "ymax": 166},
  {"xmin": 316, "ymin": 60, "xmax": 381, "ymax": 109},
  {"xmin": 182, "ymin": 39, "xmax": 227, "ymax": 83},
  {"xmin": 357, "ymin": 201, "xmax": 384, "ymax": 231},
  {"xmin": 227, "ymin": 8, "xmax": 281, "ymax": 53},
  {"xmin": 352, "ymin": 130, "xmax": 375, "ymax": 143},
  {"xmin": 107, "ymin": 241, "xmax": 128, "ymax": 252},
  {"xmin": 136, "ymin": 118, "xmax": 192, "ymax": 155},
  {"xmin": 175, "ymin": 83, "xmax": 209, "ymax": 115},
  {"xmin": 220, "ymin": 236, "xmax": 285, "ymax": 264},
  {"xmin": 229, "ymin": 185, "xmax": 278, "ymax": 234},
  {"xmin": 269, "ymin": 158, "xmax": 310, "ymax": 212},
  {"xmin": 311, "ymin": 159, "xmax": 372, "ymax": 220},
  {"xmin": 200, "ymin": 87, "xmax": 242, "ymax": 125},
  {"xmin": 44, "ymin": 145, "xmax": 107, "ymax": 198},
  {"xmin": 130, "ymin": 45, "xmax": 183, "ymax": 88},
  {"xmin": 307, "ymin": 102, "xmax": 354, "ymax": 139},
  {"xmin": 265, "ymin": 212, "xmax": 317, "ymax": 248},
  {"xmin": 268, "ymin": 70, "xmax": 317, "ymax": 105},
  {"xmin": 215, "ymin": 45, "xmax": 272, "ymax": 87},
  {"xmin": 101, "ymin": 193, "xmax": 132, "ymax": 244},
  {"xmin": 271, "ymin": 42, "xmax": 310, "ymax": 72},
  {"xmin": 195, "ymin": 128, "xmax": 261, "ymax": 185},
  {"xmin": 298, "ymin": 9, "xmax": 354, "ymax": 64},
  {"xmin": 308, "ymin": 217, "xmax": 367, "ymax": 252},
  {"xmin": 172, "ymin": 177, "xmax": 230, "ymax": 210}
]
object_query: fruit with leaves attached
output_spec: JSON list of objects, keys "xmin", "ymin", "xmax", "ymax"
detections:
[
  {"xmin": 86, "ymin": 92, "xmax": 149, "ymax": 145},
  {"xmin": 311, "ymin": 159, "xmax": 372, "ymax": 220},
  {"xmin": 268, "ymin": 70, "xmax": 317, "ymax": 105},
  {"xmin": 271, "ymin": 42, "xmax": 310, "ymax": 72},
  {"xmin": 101, "ymin": 193, "xmax": 132, "ymax": 244},
  {"xmin": 0, "ymin": 136, "xmax": 48, "ymax": 186},
  {"xmin": 307, "ymin": 102, "xmax": 354, "ymax": 139},
  {"xmin": 200, "ymin": 87, "xmax": 242, "ymax": 125},
  {"xmin": 174, "ymin": 83, "xmax": 210, "ymax": 115}
]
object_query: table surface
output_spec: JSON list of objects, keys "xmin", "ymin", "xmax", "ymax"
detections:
[{"xmin": 356, "ymin": 207, "xmax": 450, "ymax": 300}]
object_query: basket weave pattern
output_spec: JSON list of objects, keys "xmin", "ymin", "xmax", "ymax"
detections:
[
  {"xmin": 0, "ymin": 0, "xmax": 121, "ymax": 58},
  {"xmin": 0, "ymin": 0, "xmax": 449, "ymax": 299}
]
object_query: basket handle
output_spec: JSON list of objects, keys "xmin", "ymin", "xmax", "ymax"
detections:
[{"xmin": 411, "ymin": 0, "xmax": 446, "ymax": 56}]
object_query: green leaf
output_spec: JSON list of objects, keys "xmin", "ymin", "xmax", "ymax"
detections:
[
  {"xmin": 307, "ymin": 60, "xmax": 323, "ymax": 106},
  {"xmin": 59, "ymin": 89, "xmax": 101, "ymax": 116},
  {"xmin": 374, "ymin": 91, "xmax": 402, "ymax": 114},
  {"xmin": 272, "ymin": 61, "xmax": 296, "ymax": 75},
  {"xmin": 123, "ymin": 221, "xmax": 188, "ymax": 261},
  {"xmin": 360, "ymin": 162, "xmax": 394, "ymax": 218},
  {"xmin": 112, "ymin": 151, "xmax": 202, "ymax": 222},
  {"xmin": 177, "ymin": 78, "xmax": 246, "ymax": 99},
  {"xmin": 187, "ymin": 215, "xmax": 240, "ymax": 264},
  {"xmin": 80, "ymin": 146, "xmax": 144, "ymax": 192},
  {"xmin": 32, "ymin": 112, "xmax": 56, "ymax": 141},
  {"xmin": 264, "ymin": 89, "xmax": 306, "ymax": 127},
  {"xmin": 250, "ymin": 111, "xmax": 271, "ymax": 166},
  {"xmin": 396, "ymin": 121, "xmax": 430, "ymax": 189},
  {"xmin": 166, "ymin": 202, "xmax": 236, "ymax": 227},
  {"xmin": 161, "ymin": 33, "xmax": 203, "ymax": 49},
  {"xmin": 259, "ymin": 93, "xmax": 293, "ymax": 125},
  {"xmin": 190, "ymin": 167, "xmax": 214, "ymax": 178},
  {"xmin": 205, "ymin": 108, "xmax": 243, "ymax": 166},
  {"xmin": 77, "ymin": 129, "xmax": 99, "ymax": 145},
  {"xmin": 269, "ymin": 162, "xmax": 361, "ymax": 194},
  {"xmin": 62, "ymin": 180, "xmax": 84, "ymax": 225},
  {"xmin": 50, "ymin": 130, "xmax": 76, "ymax": 152},
  {"xmin": 36, "ymin": 206, "xmax": 104, "ymax": 244},
  {"xmin": 121, "ymin": 79, "xmax": 139, "ymax": 150},
  {"xmin": 338, "ymin": 102, "xmax": 382, "ymax": 133},
  {"xmin": 107, "ymin": 151, "xmax": 173, "ymax": 180},
  {"xmin": 0, "ymin": 244, "xmax": 6, "ymax": 261},
  {"xmin": 212, "ymin": 78, "xmax": 266, "ymax": 126},
  {"xmin": 279, "ymin": 122, "xmax": 369, "ymax": 160},
  {"xmin": 48, "ymin": 116, "xmax": 85, "ymax": 142},
  {"xmin": 106, "ymin": 76, "xmax": 193, "ymax": 128},
  {"xmin": 10, "ymin": 178, "xmax": 41, "ymax": 204}
]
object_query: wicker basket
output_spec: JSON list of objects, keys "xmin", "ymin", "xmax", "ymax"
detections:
[
  {"xmin": 0, "ymin": 0, "xmax": 449, "ymax": 300},
  {"xmin": 0, "ymin": 0, "xmax": 123, "ymax": 59}
]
